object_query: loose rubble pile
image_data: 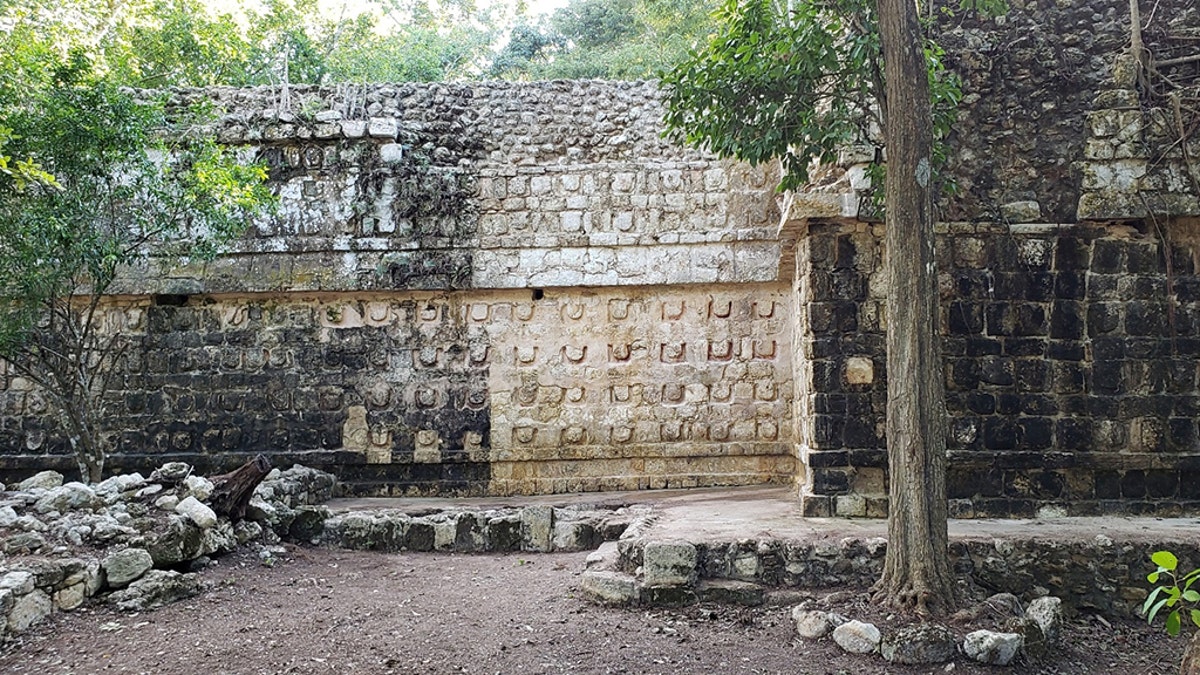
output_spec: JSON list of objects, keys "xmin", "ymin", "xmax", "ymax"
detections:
[
  {"xmin": 792, "ymin": 593, "xmax": 1065, "ymax": 667},
  {"xmin": 0, "ymin": 461, "xmax": 652, "ymax": 643},
  {"xmin": 0, "ymin": 462, "xmax": 335, "ymax": 641}
]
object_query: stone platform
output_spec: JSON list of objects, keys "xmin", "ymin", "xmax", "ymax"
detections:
[{"xmin": 326, "ymin": 485, "xmax": 1200, "ymax": 616}]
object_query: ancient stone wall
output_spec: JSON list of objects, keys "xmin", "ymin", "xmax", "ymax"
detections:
[
  {"xmin": 0, "ymin": 81, "xmax": 793, "ymax": 496},
  {"xmin": 4, "ymin": 0, "xmax": 1200, "ymax": 512},
  {"xmin": 795, "ymin": 220, "xmax": 1200, "ymax": 518}
]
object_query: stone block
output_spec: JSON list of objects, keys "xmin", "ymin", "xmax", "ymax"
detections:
[
  {"xmin": 8, "ymin": 589, "xmax": 52, "ymax": 632},
  {"xmin": 103, "ymin": 548, "xmax": 154, "ymax": 588},
  {"xmin": 581, "ymin": 570, "xmax": 638, "ymax": 606},
  {"xmin": 175, "ymin": 496, "xmax": 218, "ymax": 529},
  {"xmin": 486, "ymin": 516, "xmax": 522, "ymax": 552},
  {"xmin": 53, "ymin": 582, "xmax": 87, "ymax": 611},
  {"xmin": 642, "ymin": 541, "xmax": 697, "ymax": 587},
  {"xmin": 520, "ymin": 506, "xmax": 554, "ymax": 553},
  {"xmin": 0, "ymin": 571, "xmax": 35, "ymax": 595},
  {"xmin": 697, "ymin": 579, "xmax": 764, "ymax": 606},
  {"xmin": 367, "ymin": 117, "xmax": 397, "ymax": 138}
]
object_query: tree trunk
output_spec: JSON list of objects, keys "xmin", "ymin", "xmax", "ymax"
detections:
[
  {"xmin": 208, "ymin": 454, "xmax": 272, "ymax": 521},
  {"xmin": 873, "ymin": 0, "xmax": 956, "ymax": 614},
  {"xmin": 1182, "ymin": 629, "xmax": 1200, "ymax": 675}
]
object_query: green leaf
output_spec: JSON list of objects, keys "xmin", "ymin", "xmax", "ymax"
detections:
[
  {"xmin": 1148, "ymin": 596, "xmax": 1171, "ymax": 624},
  {"xmin": 1183, "ymin": 590, "xmax": 1199, "ymax": 603},
  {"xmin": 1152, "ymin": 551, "xmax": 1179, "ymax": 572},
  {"xmin": 1192, "ymin": 609, "xmax": 1200, "ymax": 628},
  {"xmin": 1149, "ymin": 571, "xmax": 1160, "ymax": 583},
  {"xmin": 1167, "ymin": 610, "xmax": 1182, "ymax": 637}
]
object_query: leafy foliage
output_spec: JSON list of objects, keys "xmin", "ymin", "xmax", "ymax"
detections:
[
  {"xmin": 660, "ymin": 0, "xmax": 990, "ymax": 193},
  {"xmin": 0, "ymin": 51, "xmax": 272, "ymax": 481},
  {"xmin": 493, "ymin": 0, "xmax": 718, "ymax": 81},
  {"xmin": 1145, "ymin": 550, "xmax": 1200, "ymax": 637}
]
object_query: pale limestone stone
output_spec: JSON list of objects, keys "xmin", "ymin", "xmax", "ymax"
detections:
[
  {"xmin": 520, "ymin": 506, "xmax": 554, "ymax": 553},
  {"xmin": 844, "ymin": 356, "xmax": 874, "ymax": 385},
  {"xmin": 833, "ymin": 620, "xmax": 881, "ymax": 654},
  {"xmin": 0, "ymin": 571, "xmax": 35, "ymax": 595},
  {"xmin": 1027, "ymin": 596, "xmax": 1063, "ymax": 644},
  {"xmin": 792, "ymin": 608, "xmax": 847, "ymax": 639},
  {"xmin": 183, "ymin": 475, "xmax": 214, "ymax": 501},
  {"xmin": 581, "ymin": 570, "xmax": 638, "ymax": 605},
  {"xmin": 342, "ymin": 405, "xmax": 369, "ymax": 453},
  {"xmin": 175, "ymin": 496, "xmax": 218, "ymax": 529},
  {"xmin": 17, "ymin": 470, "xmax": 62, "ymax": 491},
  {"xmin": 367, "ymin": 117, "xmax": 397, "ymax": 138},
  {"xmin": 53, "ymin": 582, "xmax": 87, "ymax": 611},
  {"xmin": 963, "ymin": 630, "xmax": 1022, "ymax": 666}
]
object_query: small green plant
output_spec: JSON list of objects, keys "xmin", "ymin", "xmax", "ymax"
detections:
[{"xmin": 1144, "ymin": 550, "xmax": 1200, "ymax": 636}]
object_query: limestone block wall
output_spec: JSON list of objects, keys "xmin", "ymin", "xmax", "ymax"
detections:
[{"xmin": 0, "ymin": 81, "xmax": 794, "ymax": 496}]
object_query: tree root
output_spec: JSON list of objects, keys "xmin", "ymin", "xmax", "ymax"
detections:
[{"xmin": 870, "ymin": 579, "xmax": 943, "ymax": 617}]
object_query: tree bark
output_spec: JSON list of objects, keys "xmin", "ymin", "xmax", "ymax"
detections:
[
  {"xmin": 208, "ymin": 454, "xmax": 272, "ymax": 521},
  {"xmin": 874, "ymin": 0, "xmax": 956, "ymax": 614},
  {"xmin": 1182, "ymin": 629, "xmax": 1200, "ymax": 675}
]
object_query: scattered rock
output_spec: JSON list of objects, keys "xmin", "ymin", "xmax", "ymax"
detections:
[
  {"xmin": 175, "ymin": 496, "xmax": 218, "ymax": 529},
  {"xmin": 963, "ymin": 630, "xmax": 1023, "ymax": 666},
  {"xmin": 17, "ymin": 470, "xmax": 64, "ymax": 491},
  {"xmin": 881, "ymin": 623, "xmax": 958, "ymax": 665},
  {"xmin": 183, "ymin": 476, "xmax": 215, "ymax": 501},
  {"xmin": 0, "ymin": 571, "xmax": 35, "ymax": 595},
  {"xmin": 150, "ymin": 462, "xmax": 193, "ymax": 484},
  {"xmin": 1002, "ymin": 616, "xmax": 1048, "ymax": 660},
  {"xmin": 54, "ymin": 582, "xmax": 87, "ymax": 610},
  {"xmin": 792, "ymin": 608, "xmax": 848, "ymax": 639},
  {"xmin": 34, "ymin": 482, "xmax": 99, "ymax": 514},
  {"xmin": 0, "ymin": 505, "xmax": 17, "ymax": 528},
  {"xmin": 95, "ymin": 473, "xmax": 146, "ymax": 502},
  {"xmin": 1026, "ymin": 596, "xmax": 1063, "ymax": 644},
  {"xmin": 833, "ymin": 620, "xmax": 881, "ymax": 654}
]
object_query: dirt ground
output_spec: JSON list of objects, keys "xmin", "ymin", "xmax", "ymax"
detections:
[{"xmin": 0, "ymin": 545, "xmax": 1185, "ymax": 675}]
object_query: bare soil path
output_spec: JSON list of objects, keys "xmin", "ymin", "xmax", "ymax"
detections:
[{"xmin": 0, "ymin": 545, "xmax": 1183, "ymax": 675}]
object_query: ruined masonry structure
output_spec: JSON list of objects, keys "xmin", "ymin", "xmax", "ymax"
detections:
[{"xmin": 2, "ymin": 0, "xmax": 1200, "ymax": 517}]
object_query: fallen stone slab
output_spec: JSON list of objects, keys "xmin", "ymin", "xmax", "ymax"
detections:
[{"xmin": 581, "ymin": 570, "xmax": 639, "ymax": 606}]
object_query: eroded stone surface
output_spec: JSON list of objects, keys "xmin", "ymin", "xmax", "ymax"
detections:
[{"xmin": 832, "ymin": 620, "xmax": 881, "ymax": 655}]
